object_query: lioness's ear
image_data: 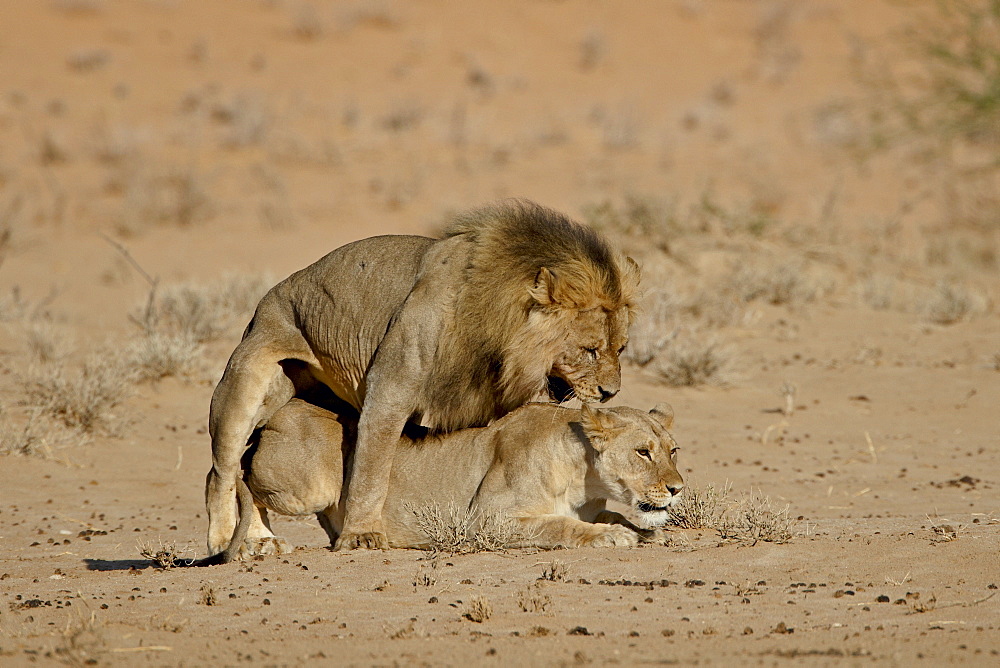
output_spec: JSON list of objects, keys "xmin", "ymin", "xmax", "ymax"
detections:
[
  {"xmin": 580, "ymin": 404, "xmax": 626, "ymax": 451},
  {"xmin": 649, "ymin": 403, "xmax": 674, "ymax": 430},
  {"xmin": 529, "ymin": 267, "xmax": 559, "ymax": 306}
]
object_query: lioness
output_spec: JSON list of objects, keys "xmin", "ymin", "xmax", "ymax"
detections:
[
  {"xmin": 206, "ymin": 200, "xmax": 639, "ymax": 556},
  {"xmin": 225, "ymin": 398, "xmax": 683, "ymax": 554}
]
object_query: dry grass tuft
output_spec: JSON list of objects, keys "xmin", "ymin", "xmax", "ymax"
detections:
[
  {"xmin": 665, "ymin": 482, "xmax": 732, "ymax": 529},
  {"xmin": 138, "ymin": 539, "xmax": 192, "ymax": 569},
  {"xmin": 539, "ymin": 560, "xmax": 569, "ymax": 582},
  {"xmin": 127, "ymin": 332, "xmax": 203, "ymax": 382},
  {"xmin": 198, "ymin": 584, "xmax": 217, "ymax": 606},
  {"xmin": 0, "ymin": 404, "xmax": 89, "ymax": 458},
  {"xmin": 462, "ymin": 596, "xmax": 492, "ymax": 623},
  {"xmin": 718, "ymin": 492, "xmax": 798, "ymax": 544},
  {"xmin": 516, "ymin": 582, "xmax": 552, "ymax": 612},
  {"xmin": 133, "ymin": 274, "xmax": 272, "ymax": 343},
  {"xmin": 24, "ymin": 352, "xmax": 136, "ymax": 434},
  {"xmin": 407, "ymin": 502, "xmax": 524, "ymax": 553},
  {"xmin": 54, "ymin": 613, "xmax": 106, "ymax": 667},
  {"xmin": 649, "ymin": 329, "xmax": 734, "ymax": 387},
  {"xmin": 924, "ymin": 280, "xmax": 981, "ymax": 324}
]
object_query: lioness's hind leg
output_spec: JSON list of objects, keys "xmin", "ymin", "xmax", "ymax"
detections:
[
  {"xmin": 239, "ymin": 505, "xmax": 289, "ymax": 557},
  {"xmin": 206, "ymin": 337, "xmax": 297, "ymax": 556}
]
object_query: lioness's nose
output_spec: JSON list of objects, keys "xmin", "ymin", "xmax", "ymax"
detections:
[
  {"xmin": 598, "ymin": 386, "xmax": 617, "ymax": 402},
  {"xmin": 668, "ymin": 483, "xmax": 684, "ymax": 496}
]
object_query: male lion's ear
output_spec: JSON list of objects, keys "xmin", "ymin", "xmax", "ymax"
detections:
[
  {"xmin": 529, "ymin": 267, "xmax": 559, "ymax": 306},
  {"xmin": 649, "ymin": 403, "xmax": 674, "ymax": 430},
  {"xmin": 580, "ymin": 403, "xmax": 627, "ymax": 450}
]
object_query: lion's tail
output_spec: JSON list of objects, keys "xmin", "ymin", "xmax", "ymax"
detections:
[{"xmin": 188, "ymin": 478, "xmax": 254, "ymax": 567}]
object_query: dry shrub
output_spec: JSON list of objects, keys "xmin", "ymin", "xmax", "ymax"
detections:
[
  {"xmin": 516, "ymin": 582, "xmax": 552, "ymax": 612},
  {"xmin": 407, "ymin": 502, "xmax": 524, "ymax": 553},
  {"xmin": 718, "ymin": 492, "xmax": 798, "ymax": 544},
  {"xmin": 728, "ymin": 262, "xmax": 821, "ymax": 306},
  {"xmin": 22, "ymin": 321, "xmax": 75, "ymax": 364},
  {"xmin": 138, "ymin": 539, "xmax": 192, "ymax": 569},
  {"xmin": 112, "ymin": 162, "xmax": 215, "ymax": 235},
  {"xmin": 24, "ymin": 352, "xmax": 136, "ymax": 435},
  {"xmin": 665, "ymin": 482, "xmax": 732, "ymax": 530},
  {"xmin": 199, "ymin": 584, "xmax": 217, "ymax": 606},
  {"xmin": 463, "ymin": 596, "xmax": 492, "ymax": 623},
  {"xmin": 127, "ymin": 332, "xmax": 203, "ymax": 381},
  {"xmin": 649, "ymin": 329, "xmax": 733, "ymax": 387},
  {"xmin": 924, "ymin": 280, "xmax": 984, "ymax": 324},
  {"xmin": 0, "ymin": 406, "xmax": 89, "ymax": 458},
  {"xmin": 54, "ymin": 613, "xmax": 106, "ymax": 667},
  {"xmin": 134, "ymin": 274, "xmax": 272, "ymax": 343},
  {"xmin": 540, "ymin": 560, "xmax": 569, "ymax": 582}
]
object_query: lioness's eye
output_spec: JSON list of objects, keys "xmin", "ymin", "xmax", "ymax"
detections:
[
  {"xmin": 617, "ymin": 344, "xmax": 626, "ymax": 355},
  {"xmin": 584, "ymin": 347, "xmax": 598, "ymax": 360},
  {"xmin": 670, "ymin": 447, "xmax": 680, "ymax": 459},
  {"xmin": 636, "ymin": 448, "xmax": 651, "ymax": 460}
]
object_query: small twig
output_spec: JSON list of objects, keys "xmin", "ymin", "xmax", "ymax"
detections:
[
  {"xmin": 99, "ymin": 233, "xmax": 157, "ymax": 289},
  {"xmin": 934, "ymin": 591, "xmax": 997, "ymax": 611},
  {"xmin": 865, "ymin": 431, "xmax": 877, "ymax": 464},
  {"xmin": 111, "ymin": 646, "xmax": 173, "ymax": 653}
]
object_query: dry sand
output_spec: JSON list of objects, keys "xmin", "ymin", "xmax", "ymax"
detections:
[{"xmin": 1, "ymin": 1, "xmax": 998, "ymax": 665}]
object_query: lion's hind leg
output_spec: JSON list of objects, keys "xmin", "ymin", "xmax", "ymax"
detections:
[{"xmin": 205, "ymin": 336, "xmax": 299, "ymax": 556}]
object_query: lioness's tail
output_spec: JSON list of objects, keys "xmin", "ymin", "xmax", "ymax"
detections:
[{"xmin": 189, "ymin": 478, "xmax": 254, "ymax": 567}]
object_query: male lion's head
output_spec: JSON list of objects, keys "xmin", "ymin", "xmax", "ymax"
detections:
[
  {"xmin": 580, "ymin": 403, "xmax": 684, "ymax": 527},
  {"xmin": 526, "ymin": 253, "xmax": 640, "ymax": 405},
  {"xmin": 445, "ymin": 199, "xmax": 640, "ymax": 414}
]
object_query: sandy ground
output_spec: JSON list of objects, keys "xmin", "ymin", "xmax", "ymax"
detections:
[{"xmin": 1, "ymin": 1, "xmax": 998, "ymax": 665}]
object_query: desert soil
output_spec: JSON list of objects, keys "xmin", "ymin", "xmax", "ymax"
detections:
[{"xmin": 1, "ymin": 1, "xmax": 998, "ymax": 665}]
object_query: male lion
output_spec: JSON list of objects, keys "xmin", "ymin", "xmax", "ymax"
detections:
[
  {"xmin": 205, "ymin": 200, "xmax": 639, "ymax": 556},
  {"xmin": 221, "ymin": 398, "xmax": 683, "ymax": 555}
]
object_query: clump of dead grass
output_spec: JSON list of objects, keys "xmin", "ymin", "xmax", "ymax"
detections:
[
  {"xmin": 462, "ymin": 596, "xmax": 492, "ymax": 623},
  {"xmin": 0, "ymin": 404, "xmax": 88, "ymax": 459},
  {"xmin": 138, "ymin": 539, "xmax": 192, "ymax": 569},
  {"xmin": 718, "ymin": 492, "xmax": 798, "ymax": 544},
  {"xmin": 648, "ymin": 328, "xmax": 734, "ymax": 387},
  {"xmin": 24, "ymin": 352, "xmax": 136, "ymax": 434},
  {"xmin": 133, "ymin": 274, "xmax": 272, "ymax": 343},
  {"xmin": 516, "ymin": 582, "xmax": 552, "ymax": 612},
  {"xmin": 923, "ymin": 280, "xmax": 983, "ymax": 324},
  {"xmin": 127, "ymin": 332, "xmax": 203, "ymax": 381},
  {"xmin": 54, "ymin": 613, "xmax": 106, "ymax": 667},
  {"xmin": 664, "ymin": 482, "xmax": 732, "ymax": 529},
  {"xmin": 406, "ymin": 502, "xmax": 524, "ymax": 553}
]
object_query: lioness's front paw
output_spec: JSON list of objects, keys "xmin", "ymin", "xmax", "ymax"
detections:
[
  {"xmin": 335, "ymin": 531, "xmax": 388, "ymax": 551},
  {"xmin": 636, "ymin": 528, "xmax": 670, "ymax": 546},
  {"xmin": 583, "ymin": 525, "xmax": 639, "ymax": 548}
]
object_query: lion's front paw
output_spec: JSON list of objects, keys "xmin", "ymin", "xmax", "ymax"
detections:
[
  {"xmin": 583, "ymin": 525, "xmax": 639, "ymax": 548},
  {"xmin": 335, "ymin": 531, "xmax": 388, "ymax": 551}
]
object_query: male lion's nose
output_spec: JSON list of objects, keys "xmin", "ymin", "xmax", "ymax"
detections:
[{"xmin": 598, "ymin": 386, "xmax": 617, "ymax": 402}]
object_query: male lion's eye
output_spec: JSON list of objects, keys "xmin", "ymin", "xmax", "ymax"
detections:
[
  {"xmin": 617, "ymin": 344, "xmax": 626, "ymax": 355},
  {"xmin": 636, "ymin": 448, "xmax": 651, "ymax": 460}
]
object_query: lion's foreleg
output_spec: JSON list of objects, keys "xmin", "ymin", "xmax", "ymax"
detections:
[
  {"xmin": 205, "ymin": 341, "xmax": 294, "ymax": 556},
  {"xmin": 334, "ymin": 413, "xmax": 406, "ymax": 550}
]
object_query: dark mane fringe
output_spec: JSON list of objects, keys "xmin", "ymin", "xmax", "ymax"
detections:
[{"xmin": 419, "ymin": 200, "xmax": 637, "ymax": 431}]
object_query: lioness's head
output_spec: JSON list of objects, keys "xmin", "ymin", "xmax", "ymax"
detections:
[{"xmin": 580, "ymin": 403, "xmax": 684, "ymax": 527}]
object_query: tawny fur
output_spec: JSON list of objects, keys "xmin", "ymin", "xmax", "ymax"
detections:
[{"xmin": 204, "ymin": 199, "xmax": 639, "ymax": 556}]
